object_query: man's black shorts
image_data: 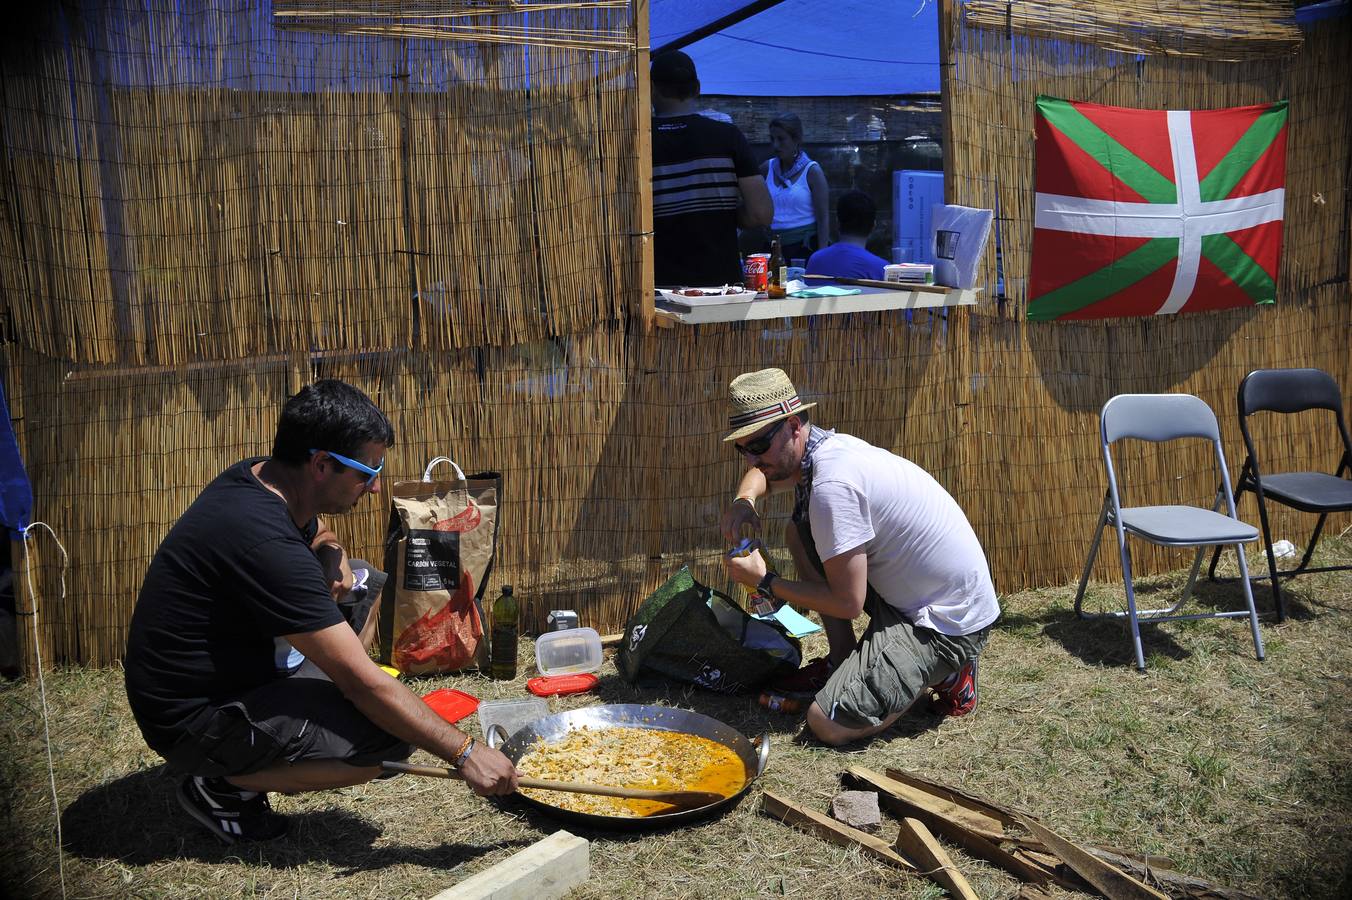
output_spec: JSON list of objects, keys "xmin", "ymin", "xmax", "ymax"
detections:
[{"xmin": 162, "ymin": 562, "xmax": 412, "ymax": 777}]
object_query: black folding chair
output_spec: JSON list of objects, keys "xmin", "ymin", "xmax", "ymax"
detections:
[{"xmin": 1207, "ymin": 368, "xmax": 1352, "ymax": 621}]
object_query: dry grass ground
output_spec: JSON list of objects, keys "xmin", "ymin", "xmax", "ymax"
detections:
[{"xmin": 2, "ymin": 536, "xmax": 1350, "ymax": 899}]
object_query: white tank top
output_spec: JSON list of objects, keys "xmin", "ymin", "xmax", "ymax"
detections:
[{"xmin": 765, "ymin": 157, "xmax": 818, "ymax": 230}]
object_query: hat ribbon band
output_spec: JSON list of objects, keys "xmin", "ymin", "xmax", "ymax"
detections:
[{"xmin": 729, "ymin": 396, "xmax": 802, "ymax": 429}]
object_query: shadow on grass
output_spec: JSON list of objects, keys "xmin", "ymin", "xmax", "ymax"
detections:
[
  {"xmin": 61, "ymin": 766, "xmax": 531, "ymax": 872},
  {"xmin": 1007, "ymin": 568, "xmax": 1325, "ymax": 669}
]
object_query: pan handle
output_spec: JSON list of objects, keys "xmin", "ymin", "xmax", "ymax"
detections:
[
  {"xmin": 484, "ymin": 723, "xmax": 510, "ymax": 750},
  {"xmin": 753, "ymin": 732, "xmax": 770, "ymax": 776}
]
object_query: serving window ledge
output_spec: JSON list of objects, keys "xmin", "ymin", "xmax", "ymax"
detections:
[{"xmin": 652, "ymin": 284, "xmax": 979, "ymax": 326}]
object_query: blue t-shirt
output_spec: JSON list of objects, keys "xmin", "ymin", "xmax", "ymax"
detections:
[{"xmin": 805, "ymin": 243, "xmax": 889, "ymax": 281}]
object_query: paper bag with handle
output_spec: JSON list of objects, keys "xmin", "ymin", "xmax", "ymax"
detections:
[{"xmin": 378, "ymin": 457, "xmax": 501, "ymax": 675}]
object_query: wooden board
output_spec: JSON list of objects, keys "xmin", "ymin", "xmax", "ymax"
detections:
[
  {"xmin": 802, "ymin": 273, "xmax": 953, "ymax": 295},
  {"xmin": 894, "ymin": 816, "xmax": 982, "ymax": 900},
  {"xmin": 842, "ymin": 769, "xmax": 1050, "ymax": 885},
  {"xmin": 844, "ymin": 767, "xmax": 1006, "ymax": 840},
  {"xmin": 1017, "ymin": 815, "xmax": 1169, "ymax": 900},
  {"xmin": 761, "ymin": 790, "xmax": 916, "ymax": 872},
  {"xmin": 428, "ymin": 830, "xmax": 589, "ymax": 900}
]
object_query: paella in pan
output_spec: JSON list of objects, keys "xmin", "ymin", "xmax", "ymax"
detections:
[{"xmin": 487, "ymin": 704, "xmax": 770, "ymax": 828}]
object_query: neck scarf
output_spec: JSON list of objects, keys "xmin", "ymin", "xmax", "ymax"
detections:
[
  {"xmin": 792, "ymin": 425, "xmax": 835, "ymax": 523},
  {"xmin": 772, "ymin": 151, "xmax": 812, "ymax": 189}
]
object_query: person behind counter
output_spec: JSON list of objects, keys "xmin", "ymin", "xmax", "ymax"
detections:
[
  {"xmin": 805, "ymin": 190, "xmax": 890, "ymax": 281},
  {"xmin": 124, "ymin": 379, "xmax": 520, "ymax": 845},
  {"xmin": 651, "ymin": 50, "xmax": 772, "ymax": 287},
  {"xmin": 760, "ymin": 113, "xmax": 830, "ymax": 263},
  {"xmin": 718, "ymin": 368, "xmax": 1000, "ymax": 746}
]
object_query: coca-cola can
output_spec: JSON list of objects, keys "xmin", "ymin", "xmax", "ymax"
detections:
[{"xmin": 743, "ymin": 253, "xmax": 770, "ymax": 293}]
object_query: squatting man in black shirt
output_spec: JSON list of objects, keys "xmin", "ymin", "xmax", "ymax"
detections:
[{"xmin": 124, "ymin": 380, "xmax": 519, "ymax": 844}]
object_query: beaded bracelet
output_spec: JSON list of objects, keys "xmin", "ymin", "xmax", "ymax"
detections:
[{"xmin": 450, "ymin": 735, "xmax": 475, "ymax": 769}]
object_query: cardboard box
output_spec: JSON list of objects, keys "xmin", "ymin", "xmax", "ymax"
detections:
[{"xmin": 892, "ymin": 171, "xmax": 944, "ymax": 266}]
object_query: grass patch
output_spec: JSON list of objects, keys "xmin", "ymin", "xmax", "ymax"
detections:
[{"xmin": 1, "ymin": 537, "xmax": 1349, "ymax": 898}]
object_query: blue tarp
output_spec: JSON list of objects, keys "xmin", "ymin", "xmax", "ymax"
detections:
[
  {"xmin": 651, "ymin": 0, "xmax": 941, "ymax": 96},
  {"xmin": 0, "ymin": 382, "xmax": 32, "ymax": 539}
]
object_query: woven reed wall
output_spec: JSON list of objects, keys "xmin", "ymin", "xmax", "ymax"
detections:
[{"xmin": 3, "ymin": 1, "xmax": 1349, "ymax": 668}]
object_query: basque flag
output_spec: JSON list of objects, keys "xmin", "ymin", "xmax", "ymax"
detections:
[{"xmin": 1028, "ymin": 95, "xmax": 1288, "ymax": 321}]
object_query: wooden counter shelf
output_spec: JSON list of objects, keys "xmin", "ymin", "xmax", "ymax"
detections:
[{"xmin": 652, "ymin": 282, "xmax": 979, "ymax": 326}]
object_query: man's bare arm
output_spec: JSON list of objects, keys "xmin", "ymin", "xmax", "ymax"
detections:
[
  {"xmin": 286, "ymin": 623, "xmax": 519, "ymax": 795},
  {"xmin": 725, "ymin": 543, "xmax": 868, "ymax": 620},
  {"xmin": 737, "ymin": 175, "xmax": 773, "ymax": 229}
]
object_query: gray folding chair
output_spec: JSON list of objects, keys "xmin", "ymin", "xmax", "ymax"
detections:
[
  {"xmin": 1074, "ymin": 393, "xmax": 1265, "ymax": 671},
  {"xmin": 1207, "ymin": 368, "xmax": 1352, "ymax": 621}
]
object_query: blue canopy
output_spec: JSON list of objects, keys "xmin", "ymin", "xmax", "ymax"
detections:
[{"xmin": 651, "ymin": 0, "xmax": 940, "ymax": 96}]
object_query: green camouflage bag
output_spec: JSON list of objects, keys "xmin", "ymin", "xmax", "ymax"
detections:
[{"xmin": 617, "ymin": 566, "xmax": 801, "ymax": 694}]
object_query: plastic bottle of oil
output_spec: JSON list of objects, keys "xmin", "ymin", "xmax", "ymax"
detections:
[
  {"xmin": 727, "ymin": 537, "xmax": 782, "ymax": 616},
  {"xmin": 489, "ymin": 585, "xmax": 519, "ymax": 680}
]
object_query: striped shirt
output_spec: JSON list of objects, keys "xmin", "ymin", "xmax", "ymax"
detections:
[{"xmin": 652, "ymin": 114, "xmax": 759, "ymax": 287}]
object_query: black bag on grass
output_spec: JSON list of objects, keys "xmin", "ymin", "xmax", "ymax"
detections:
[{"xmin": 617, "ymin": 566, "xmax": 801, "ymax": 694}]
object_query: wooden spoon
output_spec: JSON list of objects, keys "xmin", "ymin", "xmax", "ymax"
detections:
[{"xmin": 381, "ymin": 760, "xmax": 727, "ymax": 809}]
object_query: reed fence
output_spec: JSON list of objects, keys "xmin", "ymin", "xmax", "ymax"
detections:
[{"xmin": 2, "ymin": 0, "xmax": 1348, "ymax": 669}]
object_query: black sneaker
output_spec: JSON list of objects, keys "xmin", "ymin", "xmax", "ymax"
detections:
[{"xmin": 177, "ymin": 776, "xmax": 289, "ymax": 845}]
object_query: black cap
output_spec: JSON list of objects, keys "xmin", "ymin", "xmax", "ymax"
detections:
[{"xmin": 650, "ymin": 50, "xmax": 698, "ymax": 87}]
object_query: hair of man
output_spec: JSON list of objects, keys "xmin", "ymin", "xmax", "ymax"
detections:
[
  {"xmin": 650, "ymin": 50, "xmax": 700, "ymax": 102},
  {"xmin": 836, "ymin": 190, "xmax": 877, "ymax": 238},
  {"xmin": 270, "ymin": 379, "xmax": 395, "ymax": 465}
]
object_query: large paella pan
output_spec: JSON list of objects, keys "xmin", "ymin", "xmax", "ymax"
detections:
[{"xmin": 486, "ymin": 703, "xmax": 769, "ymax": 829}]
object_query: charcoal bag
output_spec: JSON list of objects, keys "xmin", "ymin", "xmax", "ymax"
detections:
[{"xmin": 378, "ymin": 457, "xmax": 500, "ymax": 675}]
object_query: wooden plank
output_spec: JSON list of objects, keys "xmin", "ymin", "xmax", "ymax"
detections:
[
  {"xmin": 893, "ymin": 816, "xmax": 982, "ymax": 900},
  {"xmin": 655, "ymin": 286, "xmax": 979, "ymax": 324},
  {"xmin": 761, "ymin": 790, "xmax": 916, "ymax": 872},
  {"xmin": 882, "ymin": 767, "xmax": 1025, "ymax": 828},
  {"xmin": 1087, "ymin": 849, "xmax": 1265, "ymax": 900},
  {"xmin": 634, "ymin": 0, "xmax": 655, "ymax": 333},
  {"xmin": 428, "ymin": 830, "xmax": 588, "ymax": 900},
  {"xmin": 802, "ymin": 273, "xmax": 953, "ymax": 294},
  {"xmin": 843, "ymin": 771, "xmax": 1048, "ymax": 886},
  {"xmin": 844, "ymin": 767, "xmax": 1005, "ymax": 840},
  {"xmin": 1017, "ymin": 815, "xmax": 1169, "ymax": 900}
]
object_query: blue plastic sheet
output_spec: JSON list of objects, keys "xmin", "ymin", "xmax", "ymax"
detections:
[{"xmin": 653, "ymin": 0, "xmax": 940, "ymax": 96}]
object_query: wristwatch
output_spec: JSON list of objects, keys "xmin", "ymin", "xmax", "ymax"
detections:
[{"xmin": 757, "ymin": 571, "xmax": 778, "ymax": 599}]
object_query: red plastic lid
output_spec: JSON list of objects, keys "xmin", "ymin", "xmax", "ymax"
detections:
[
  {"xmin": 527, "ymin": 673, "xmax": 599, "ymax": 697},
  {"xmin": 421, "ymin": 688, "xmax": 480, "ymax": 724}
]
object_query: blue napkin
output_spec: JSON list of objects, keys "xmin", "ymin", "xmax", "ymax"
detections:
[
  {"xmin": 788, "ymin": 285, "xmax": 862, "ymax": 299},
  {"xmin": 753, "ymin": 603, "xmax": 822, "ymax": 638}
]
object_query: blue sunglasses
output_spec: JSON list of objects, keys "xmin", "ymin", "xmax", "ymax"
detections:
[{"xmin": 311, "ymin": 448, "xmax": 384, "ymax": 487}]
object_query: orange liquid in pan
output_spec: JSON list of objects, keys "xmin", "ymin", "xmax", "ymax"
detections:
[{"xmin": 517, "ymin": 726, "xmax": 748, "ymax": 818}]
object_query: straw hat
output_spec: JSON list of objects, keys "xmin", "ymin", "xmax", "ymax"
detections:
[{"xmin": 722, "ymin": 368, "xmax": 816, "ymax": 442}]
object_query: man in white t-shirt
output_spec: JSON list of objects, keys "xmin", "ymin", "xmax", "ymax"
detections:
[{"xmin": 721, "ymin": 368, "xmax": 1000, "ymax": 746}]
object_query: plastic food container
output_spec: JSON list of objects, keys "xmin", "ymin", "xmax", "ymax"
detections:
[
  {"xmin": 535, "ymin": 627, "xmax": 603, "ymax": 676},
  {"xmin": 476, "ymin": 697, "xmax": 549, "ymax": 741},
  {"xmin": 527, "ymin": 673, "xmax": 599, "ymax": 697},
  {"xmin": 421, "ymin": 688, "xmax": 479, "ymax": 725}
]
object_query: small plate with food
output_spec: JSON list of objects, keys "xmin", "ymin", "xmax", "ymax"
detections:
[{"xmin": 656, "ymin": 285, "xmax": 759, "ymax": 308}]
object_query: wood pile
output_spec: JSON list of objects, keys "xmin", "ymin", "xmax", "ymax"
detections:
[{"xmin": 762, "ymin": 767, "xmax": 1263, "ymax": 899}]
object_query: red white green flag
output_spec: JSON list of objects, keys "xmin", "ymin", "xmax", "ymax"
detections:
[{"xmin": 1028, "ymin": 95, "xmax": 1288, "ymax": 321}]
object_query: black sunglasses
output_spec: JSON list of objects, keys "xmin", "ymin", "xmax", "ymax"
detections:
[{"xmin": 734, "ymin": 418, "xmax": 789, "ymax": 456}]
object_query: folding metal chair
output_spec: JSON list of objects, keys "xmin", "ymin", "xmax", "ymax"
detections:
[
  {"xmin": 1074, "ymin": 394, "xmax": 1265, "ymax": 672},
  {"xmin": 1207, "ymin": 368, "xmax": 1352, "ymax": 621}
]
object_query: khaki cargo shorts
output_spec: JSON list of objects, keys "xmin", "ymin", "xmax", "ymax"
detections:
[{"xmin": 815, "ymin": 591, "xmax": 991, "ymax": 730}]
